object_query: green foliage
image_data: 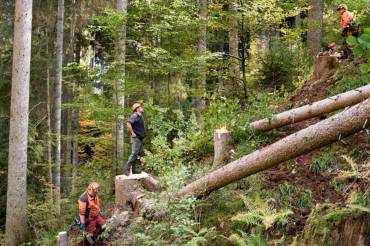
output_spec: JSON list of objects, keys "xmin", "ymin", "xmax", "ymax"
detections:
[
  {"xmin": 229, "ymin": 231, "xmax": 267, "ymax": 246},
  {"xmin": 347, "ymin": 27, "xmax": 370, "ymax": 73},
  {"xmin": 277, "ymin": 182, "xmax": 314, "ymax": 209},
  {"xmin": 310, "ymin": 155, "xmax": 333, "ymax": 174},
  {"xmin": 231, "ymin": 195, "xmax": 293, "ymax": 230},
  {"xmin": 27, "ymin": 192, "xmax": 59, "ymax": 245},
  {"xmin": 127, "ymin": 195, "xmax": 217, "ymax": 246},
  {"xmin": 256, "ymin": 38, "xmax": 309, "ymax": 90},
  {"xmin": 347, "ymin": 192, "xmax": 370, "ymax": 208}
]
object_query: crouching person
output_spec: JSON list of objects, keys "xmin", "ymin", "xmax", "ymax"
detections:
[{"xmin": 79, "ymin": 182, "xmax": 106, "ymax": 244}]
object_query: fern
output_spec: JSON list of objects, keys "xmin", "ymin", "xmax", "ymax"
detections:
[{"xmin": 231, "ymin": 195, "xmax": 293, "ymax": 230}]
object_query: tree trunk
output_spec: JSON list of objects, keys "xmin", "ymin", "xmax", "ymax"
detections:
[
  {"xmin": 115, "ymin": 173, "xmax": 149, "ymax": 211},
  {"xmin": 193, "ymin": 0, "xmax": 207, "ymax": 111},
  {"xmin": 71, "ymin": 43, "xmax": 80, "ymax": 195},
  {"xmin": 5, "ymin": 0, "xmax": 33, "ymax": 244},
  {"xmin": 213, "ymin": 128, "xmax": 232, "ymax": 167},
  {"xmin": 177, "ymin": 98, "xmax": 370, "ymax": 198},
  {"xmin": 54, "ymin": 0, "xmax": 65, "ymax": 214},
  {"xmin": 46, "ymin": 32, "xmax": 53, "ymax": 197},
  {"xmin": 114, "ymin": 0, "xmax": 128, "ymax": 173},
  {"xmin": 250, "ymin": 84, "xmax": 370, "ymax": 131},
  {"xmin": 228, "ymin": 0, "xmax": 239, "ymax": 89},
  {"xmin": 307, "ymin": 0, "xmax": 323, "ymax": 57}
]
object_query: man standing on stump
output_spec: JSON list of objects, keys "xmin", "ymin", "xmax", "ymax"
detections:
[{"xmin": 124, "ymin": 103, "xmax": 145, "ymax": 176}]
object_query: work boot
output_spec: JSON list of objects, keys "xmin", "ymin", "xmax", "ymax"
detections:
[
  {"xmin": 124, "ymin": 168, "xmax": 130, "ymax": 176},
  {"xmin": 132, "ymin": 163, "xmax": 142, "ymax": 174},
  {"xmin": 124, "ymin": 162, "xmax": 131, "ymax": 176}
]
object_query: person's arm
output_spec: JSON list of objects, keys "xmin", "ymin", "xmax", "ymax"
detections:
[
  {"xmin": 127, "ymin": 122, "xmax": 137, "ymax": 138},
  {"xmin": 79, "ymin": 200, "xmax": 87, "ymax": 225}
]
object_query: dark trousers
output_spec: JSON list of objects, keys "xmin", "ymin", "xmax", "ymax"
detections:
[{"xmin": 124, "ymin": 137, "xmax": 142, "ymax": 172}]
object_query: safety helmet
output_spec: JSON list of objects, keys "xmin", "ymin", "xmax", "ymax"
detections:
[
  {"xmin": 87, "ymin": 181, "xmax": 100, "ymax": 195},
  {"xmin": 336, "ymin": 4, "xmax": 347, "ymax": 11},
  {"xmin": 132, "ymin": 103, "xmax": 142, "ymax": 112}
]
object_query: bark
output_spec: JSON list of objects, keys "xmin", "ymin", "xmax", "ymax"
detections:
[
  {"xmin": 228, "ymin": 0, "xmax": 240, "ymax": 87},
  {"xmin": 177, "ymin": 98, "xmax": 370, "ymax": 198},
  {"xmin": 5, "ymin": 0, "xmax": 33, "ymax": 244},
  {"xmin": 71, "ymin": 42, "xmax": 80, "ymax": 194},
  {"xmin": 46, "ymin": 32, "xmax": 53, "ymax": 196},
  {"xmin": 307, "ymin": 0, "xmax": 323, "ymax": 57},
  {"xmin": 250, "ymin": 84, "xmax": 370, "ymax": 131},
  {"xmin": 56, "ymin": 232, "xmax": 68, "ymax": 246},
  {"xmin": 115, "ymin": 173, "xmax": 148, "ymax": 211},
  {"xmin": 193, "ymin": 0, "xmax": 207, "ymax": 110},
  {"xmin": 55, "ymin": 0, "xmax": 65, "ymax": 214},
  {"xmin": 213, "ymin": 128, "xmax": 232, "ymax": 167},
  {"xmin": 114, "ymin": 0, "xmax": 128, "ymax": 172}
]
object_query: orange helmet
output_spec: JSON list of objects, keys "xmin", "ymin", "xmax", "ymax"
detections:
[
  {"xmin": 132, "ymin": 103, "xmax": 142, "ymax": 112},
  {"xmin": 87, "ymin": 182, "xmax": 100, "ymax": 195}
]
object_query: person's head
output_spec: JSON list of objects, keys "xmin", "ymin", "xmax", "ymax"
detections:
[
  {"xmin": 336, "ymin": 4, "xmax": 347, "ymax": 14},
  {"xmin": 132, "ymin": 103, "xmax": 144, "ymax": 113},
  {"xmin": 87, "ymin": 181, "xmax": 100, "ymax": 197}
]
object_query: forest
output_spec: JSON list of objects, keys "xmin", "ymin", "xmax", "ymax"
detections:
[{"xmin": 0, "ymin": 0, "xmax": 369, "ymax": 245}]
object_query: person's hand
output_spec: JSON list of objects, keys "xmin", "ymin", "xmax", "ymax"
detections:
[
  {"xmin": 79, "ymin": 224, "xmax": 86, "ymax": 231},
  {"xmin": 132, "ymin": 133, "xmax": 137, "ymax": 138}
]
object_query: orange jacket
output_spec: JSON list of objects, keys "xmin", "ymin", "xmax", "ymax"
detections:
[
  {"xmin": 79, "ymin": 191, "xmax": 101, "ymax": 218},
  {"xmin": 341, "ymin": 11, "xmax": 353, "ymax": 30}
]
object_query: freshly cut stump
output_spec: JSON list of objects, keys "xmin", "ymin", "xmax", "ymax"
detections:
[
  {"xmin": 56, "ymin": 231, "xmax": 68, "ymax": 246},
  {"xmin": 115, "ymin": 172, "xmax": 159, "ymax": 214},
  {"xmin": 115, "ymin": 173, "xmax": 148, "ymax": 211},
  {"xmin": 299, "ymin": 204, "xmax": 370, "ymax": 246},
  {"xmin": 213, "ymin": 128, "xmax": 231, "ymax": 167}
]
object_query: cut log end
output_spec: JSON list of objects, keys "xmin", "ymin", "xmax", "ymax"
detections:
[{"xmin": 56, "ymin": 231, "xmax": 68, "ymax": 246}]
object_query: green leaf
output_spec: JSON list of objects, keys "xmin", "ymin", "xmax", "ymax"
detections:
[
  {"xmin": 359, "ymin": 33, "xmax": 370, "ymax": 43},
  {"xmin": 364, "ymin": 28, "xmax": 370, "ymax": 35},
  {"xmin": 367, "ymin": 50, "xmax": 370, "ymax": 63},
  {"xmin": 353, "ymin": 46, "xmax": 363, "ymax": 56},
  {"xmin": 346, "ymin": 36, "xmax": 358, "ymax": 46},
  {"xmin": 359, "ymin": 64, "xmax": 370, "ymax": 74}
]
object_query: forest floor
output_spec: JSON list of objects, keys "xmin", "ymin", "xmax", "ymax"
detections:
[{"xmin": 72, "ymin": 57, "xmax": 369, "ymax": 245}]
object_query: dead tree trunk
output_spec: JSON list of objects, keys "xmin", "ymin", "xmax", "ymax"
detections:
[
  {"xmin": 177, "ymin": 98, "xmax": 370, "ymax": 198},
  {"xmin": 213, "ymin": 128, "xmax": 231, "ymax": 167},
  {"xmin": 250, "ymin": 84, "xmax": 370, "ymax": 131}
]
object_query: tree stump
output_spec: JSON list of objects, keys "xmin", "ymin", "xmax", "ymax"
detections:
[
  {"xmin": 299, "ymin": 204, "xmax": 370, "ymax": 246},
  {"xmin": 56, "ymin": 231, "xmax": 68, "ymax": 246},
  {"xmin": 213, "ymin": 128, "xmax": 231, "ymax": 167},
  {"xmin": 115, "ymin": 172, "xmax": 159, "ymax": 213}
]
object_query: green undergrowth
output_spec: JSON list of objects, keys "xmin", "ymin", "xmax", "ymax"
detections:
[{"xmin": 300, "ymin": 201, "xmax": 370, "ymax": 245}]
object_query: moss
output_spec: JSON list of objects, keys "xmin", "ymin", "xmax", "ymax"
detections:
[{"xmin": 301, "ymin": 203, "xmax": 369, "ymax": 245}]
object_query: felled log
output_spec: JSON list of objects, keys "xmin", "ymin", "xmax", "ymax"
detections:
[
  {"xmin": 177, "ymin": 98, "xmax": 370, "ymax": 198},
  {"xmin": 299, "ymin": 203, "xmax": 370, "ymax": 246},
  {"xmin": 213, "ymin": 128, "xmax": 232, "ymax": 167},
  {"xmin": 56, "ymin": 231, "xmax": 68, "ymax": 246},
  {"xmin": 250, "ymin": 84, "xmax": 370, "ymax": 131}
]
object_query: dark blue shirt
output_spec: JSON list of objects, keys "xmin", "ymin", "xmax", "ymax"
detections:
[{"xmin": 128, "ymin": 112, "xmax": 145, "ymax": 139}]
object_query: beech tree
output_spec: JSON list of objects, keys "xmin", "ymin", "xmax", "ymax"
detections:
[{"xmin": 5, "ymin": 0, "xmax": 33, "ymax": 244}]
